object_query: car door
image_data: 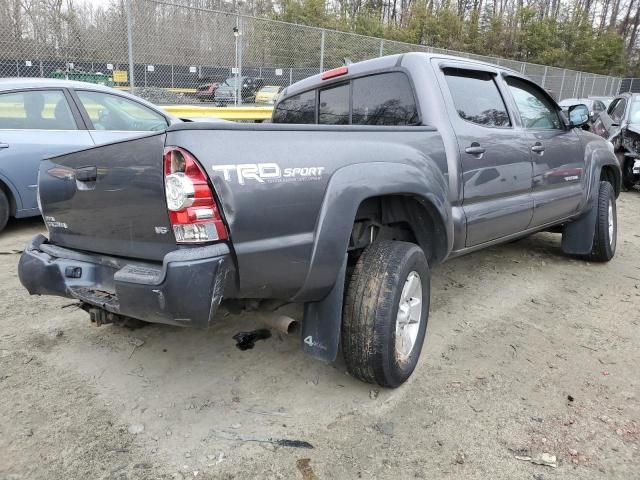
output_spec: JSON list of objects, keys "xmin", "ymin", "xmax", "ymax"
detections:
[
  {"xmin": 504, "ymin": 76, "xmax": 585, "ymax": 227},
  {"xmin": 71, "ymin": 89, "xmax": 170, "ymax": 145},
  {"xmin": 0, "ymin": 89, "xmax": 93, "ymax": 214},
  {"xmin": 438, "ymin": 65, "xmax": 534, "ymax": 247}
]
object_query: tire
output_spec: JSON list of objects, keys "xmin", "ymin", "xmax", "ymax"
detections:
[
  {"xmin": 0, "ymin": 189, "xmax": 9, "ymax": 233},
  {"xmin": 622, "ymin": 158, "xmax": 637, "ymax": 191},
  {"xmin": 589, "ymin": 181, "xmax": 617, "ymax": 262},
  {"xmin": 342, "ymin": 240, "xmax": 430, "ymax": 388}
]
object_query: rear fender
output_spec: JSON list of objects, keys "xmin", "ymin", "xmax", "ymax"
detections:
[{"xmin": 297, "ymin": 161, "xmax": 451, "ymax": 362}]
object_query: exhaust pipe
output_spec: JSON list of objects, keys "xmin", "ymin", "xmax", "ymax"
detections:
[{"xmin": 262, "ymin": 315, "xmax": 300, "ymax": 335}]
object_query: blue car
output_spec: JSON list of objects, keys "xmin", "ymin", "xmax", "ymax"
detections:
[{"xmin": 0, "ymin": 78, "xmax": 183, "ymax": 232}]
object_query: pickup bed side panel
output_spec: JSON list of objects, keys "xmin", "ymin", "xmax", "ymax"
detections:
[{"xmin": 166, "ymin": 125, "xmax": 449, "ymax": 302}]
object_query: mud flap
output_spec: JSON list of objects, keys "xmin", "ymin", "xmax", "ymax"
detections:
[
  {"xmin": 301, "ymin": 254, "xmax": 347, "ymax": 362},
  {"xmin": 561, "ymin": 200, "xmax": 597, "ymax": 255}
]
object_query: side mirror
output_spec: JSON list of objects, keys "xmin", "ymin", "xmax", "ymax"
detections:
[{"xmin": 568, "ymin": 104, "xmax": 589, "ymax": 127}]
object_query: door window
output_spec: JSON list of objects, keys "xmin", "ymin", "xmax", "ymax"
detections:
[
  {"xmin": 609, "ymin": 98, "xmax": 626, "ymax": 124},
  {"xmin": 352, "ymin": 72, "xmax": 418, "ymax": 125},
  {"xmin": 0, "ymin": 90, "xmax": 76, "ymax": 130},
  {"xmin": 76, "ymin": 90, "xmax": 168, "ymax": 131},
  {"xmin": 506, "ymin": 77, "xmax": 562, "ymax": 130},
  {"xmin": 443, "ymin": 68, "xmax": 511, "ymax": 127},
  {"xmin": 319, "ymin": 83, "xmax": 350, "ymax": 125},
  {"xmin": 272, "ymin": 90, "xmax": 315, "ymax": 123}
]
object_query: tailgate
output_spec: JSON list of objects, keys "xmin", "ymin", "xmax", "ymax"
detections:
[{"xmin": 38, "ymin": 133, "xmax": 176, "ymax": 261}]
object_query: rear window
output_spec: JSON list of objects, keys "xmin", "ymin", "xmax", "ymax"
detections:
[
  {"xmin": 273, "ymin": 71, "xmax": 419, "ymax": 125},
  {"xmin": 319, "ymin": 83, "xmax": 349, "ymax": 125},
  {"xmin": 273, "ymin": 90, "xmax": 315, "ymax": 123},
  {"xmin": 352, "ymin": 72, "xmax": 418, "ymax": 125}
]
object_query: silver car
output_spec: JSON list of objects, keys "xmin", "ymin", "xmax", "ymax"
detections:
[{"xmin": 0, "ymin": 78, "xmax": 182, "ymax": 232}]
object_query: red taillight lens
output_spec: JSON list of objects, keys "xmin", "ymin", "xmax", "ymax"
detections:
[
  {"xmin": 163, "ymin": 147, "xmax": 228, "ymax": 243},
  {"xmin": 321, "ymin": 66, "xmax": 348, "ymax": 80}
]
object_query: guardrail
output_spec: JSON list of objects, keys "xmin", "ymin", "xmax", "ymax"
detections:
[{"xmin": 160, "ymin": 105, "xmax": 273, "ymax": 121}]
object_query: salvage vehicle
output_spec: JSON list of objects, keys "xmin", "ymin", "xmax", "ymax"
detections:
[
  {"xmin": 559, "ymin": 97, "xmax": 607, "ymax": 126},
  {"xmin": 592, "ymin": 92, "xmax": 640, "ymax": 190},
  {"xmin": 196, "ymin": 83, "xmax": 219, "ymax": 102},
  {"xmin": 214, "ymin": 76, "xmax": 264, "ymax": 104},
  {"xmin": 255, "ymin": 86, "xmax": 284, "ymax": 105},
  {"xmin": 588, "ymin": 96, "xmax": 614, "ymax": 109},
  {"xmin": 19, "ymin": 54, "xmax": 621, "ymax": 388},
  {"xmin": 0, "ymin": 79, "xmax": 182, "ymax": 233}
]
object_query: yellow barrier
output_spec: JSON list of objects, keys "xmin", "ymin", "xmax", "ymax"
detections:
[{"xmin": 160, "ymin": 105, "xmax": 273, "ymax": 121}]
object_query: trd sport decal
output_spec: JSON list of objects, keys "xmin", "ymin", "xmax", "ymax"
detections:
[{"xmin": 211, "ymin": 163, "xmax": 325, "ymax": 185}]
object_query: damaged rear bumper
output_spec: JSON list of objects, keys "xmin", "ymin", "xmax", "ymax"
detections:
[{"xmin": 18, "ymin": 234, "xmax": 234, "ymax": 328}]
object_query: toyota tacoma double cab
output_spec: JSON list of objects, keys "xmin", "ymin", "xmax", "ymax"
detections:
[{"xmin": 19, "ymin": 53, "xmax": 621, "ymax": 387}]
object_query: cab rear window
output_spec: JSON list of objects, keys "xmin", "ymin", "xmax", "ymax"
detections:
[{"xmin": 273, "ymin": 71, "xmax": 419, "ymax": 126}]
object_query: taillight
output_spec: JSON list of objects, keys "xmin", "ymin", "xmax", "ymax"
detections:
[{"xmin": 163, "ymin": 146, "xmax": 228, "ymax": 243}]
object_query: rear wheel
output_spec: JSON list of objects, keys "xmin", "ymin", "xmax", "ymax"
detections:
[
  {"xmin": 0, "ymin": 189, "xmax": 9, "ymax": 233},
  {"xmin": 589, "ymin": 181, "xmax": 617, "ymax": 262},
  {"xmin": 342, "ymin": 240, "xmax": 430, "ymax": 388}
]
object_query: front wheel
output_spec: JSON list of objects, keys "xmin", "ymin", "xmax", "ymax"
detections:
[
  {"xmin": 342, "ymin": 240, "xmax": 430, "ymax": 388},
  {"xmin": 589, "ymin": 181, "xmax": 617, "ymax": 262}
]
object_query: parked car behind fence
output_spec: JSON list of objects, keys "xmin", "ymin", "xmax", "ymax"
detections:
[{"xmin": 0, "ymin": 78, "xmax": 183, "ymax": 232}]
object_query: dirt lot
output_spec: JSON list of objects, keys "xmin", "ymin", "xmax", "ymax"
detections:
[{"xmin": 1, "ymin": 194, "xmax": 639, "ymax": 480}]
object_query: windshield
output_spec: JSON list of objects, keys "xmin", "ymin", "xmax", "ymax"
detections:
[{"xmin": 261, "ymin": 86, "xmax": 280, "ymax": 93}]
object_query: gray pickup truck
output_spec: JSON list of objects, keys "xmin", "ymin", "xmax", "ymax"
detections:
[{"xmin": 19, "ymin": 53, "xmax": 621, "ymax": 387}]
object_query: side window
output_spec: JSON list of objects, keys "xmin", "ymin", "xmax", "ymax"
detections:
[
  {"xmin": 609, "ymin": 99, "xmax": 626, "ymax": 124},
  {"xmin": 506, "ymin": 77, "xmax": 562, "ymax": 130},
  {"xmin": 594, "ymin": 101, "xmax": 605, "ymax": 112},
  {"xmin": 272, "ymin": 90, "xmax": 315, "ymax": 124},
  {"xmin": 76, "ymin": 91, "xmax": 168, "ymax": 131},
  {"xmin": 319, "ymin": 83, "xmax": 349, "ymax": 125},
  {"xmin": 0, "ymin": 90, "xmax": 76, "ymax": 130},
  {"xmin": 352, "ymin": 72, "xmax": 418, "ymax": 125},
  {"xmin": 443, "ymin": 68, "xmax": 511, "ymax": 127}
]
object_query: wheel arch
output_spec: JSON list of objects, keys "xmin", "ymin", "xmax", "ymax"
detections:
[
  {"xmin": 351, "ymin": 194, "xmax": 449, "ymax": 266},
  {"xmin": 0, "ymin": 176, "xmax": 18, "ymax": 217},
  {"xmin": 600, "ymin": 163, "xmax": 621, "ymax": 197},
  {"xmin": 293, "ymin": 161, "xmax": 452, "ymax": 303}
]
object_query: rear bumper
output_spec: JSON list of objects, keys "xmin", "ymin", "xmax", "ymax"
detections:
[{"xmin": 18, "ymin": 235, "xmax": 234, "ymax": 329}]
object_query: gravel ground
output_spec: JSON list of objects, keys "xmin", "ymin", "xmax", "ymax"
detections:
[{"xmin": 1, "ymin": 193, "xmax": 639, "ymax": 480}]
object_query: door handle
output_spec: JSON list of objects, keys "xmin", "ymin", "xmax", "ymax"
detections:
[
  {"xmin": 0, "ymin": 143, "xmax": 9, "ymax": 149},
  {"xmin": 531, "ymin": 143, "xmax": 545, "ymax": 154},
  {"xmin": 75, "ymin": 166, "xmax": 97, "ymax": 182},
  {"xmin": 465, "ymin": 144, "xmax": 486, "ymax": 155}
]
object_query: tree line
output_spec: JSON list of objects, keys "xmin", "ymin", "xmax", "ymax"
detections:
[{"xmin": 1, "ymin": 0, "xmax": 638, "ymax": 76}]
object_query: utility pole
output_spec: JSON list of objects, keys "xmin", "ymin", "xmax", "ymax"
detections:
[{"xmin": 126, "ymin": 0, "xmax": 135, "ymax": 91}]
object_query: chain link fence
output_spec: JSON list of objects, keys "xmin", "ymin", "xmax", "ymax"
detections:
[{"xmin": 0, "ymin": 0, "xmax": 623, "ymax": 105}]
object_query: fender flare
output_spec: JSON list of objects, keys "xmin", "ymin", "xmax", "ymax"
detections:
[
  {"xmin": 297, "ymin": 161, "xmax": 451, "ymax": 362},
  {"xmin": 294, "ymin": 161, "xmax": 452, "ymax": 303}
]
